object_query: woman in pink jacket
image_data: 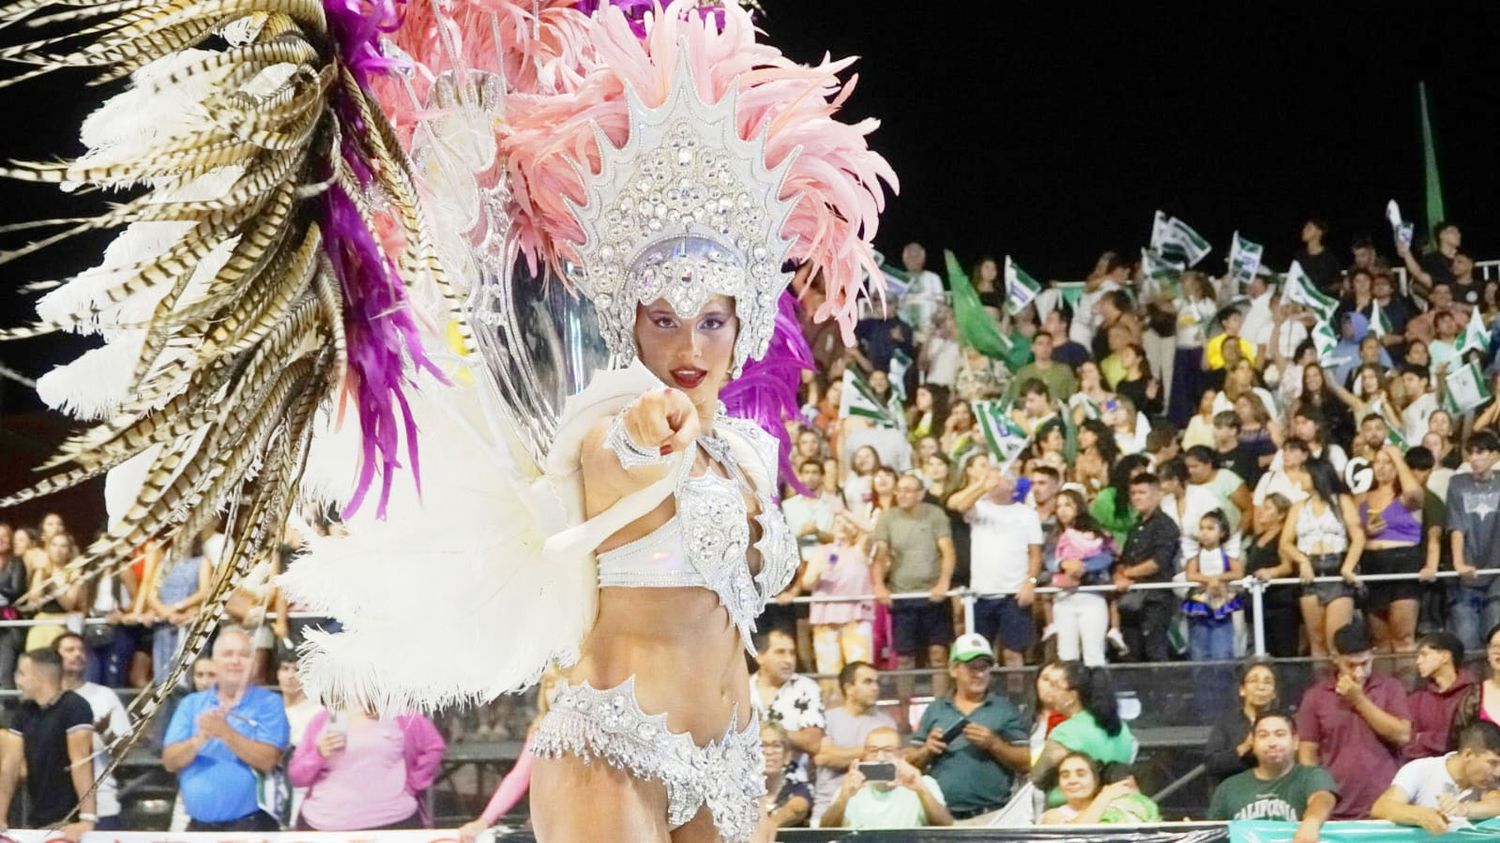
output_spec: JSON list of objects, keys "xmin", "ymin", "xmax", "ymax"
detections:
[{"xmin": 289, "ymin": 707, "xmax": 446, "ymax": 831}]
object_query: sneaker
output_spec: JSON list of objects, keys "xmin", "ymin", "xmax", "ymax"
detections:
[
  {"xmin": 1106, "ymin": 628, "xmax": 1130, "ymax": 656},
  {"xmin": 1041, "ymin": 623, "xmax": 1058, "ymax": 642}
]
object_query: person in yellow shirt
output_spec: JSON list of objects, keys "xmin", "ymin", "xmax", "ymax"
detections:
[{"xmin": 1205, "ymin": 307, "xmax": 1256, "ymax": 371}]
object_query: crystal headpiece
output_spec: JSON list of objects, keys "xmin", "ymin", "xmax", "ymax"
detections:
[{"xmin": 563, "ymin": 51, "xmax": 798, "ymax": 375}]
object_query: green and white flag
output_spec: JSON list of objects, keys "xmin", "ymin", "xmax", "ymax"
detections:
[
  {"xmin": 973, "ymin": 400, "xmax": 1030, "ymax": 465},
  {"xmin": 1004, "ymin": 256, "xmax": 1042, "ymax": 315},
  {"xmin": 1311, "ymin": 320, "xmax": 1349, "ymax": 367},
  {"xmin": 1444, "ymin": 359, "xmax": 1492, "ymax": 415},
  {"xmin": 1368, "ymin": 300, "xmax": 1393, "ymax": 338},
  {"xmin": 1284, "ymin": 261, "xmax": 1339, "ymax": 322},
  {"xmin": 1383, "ymin": 415, "xmax": 1409, "ymax": 450},
  {"xmin": 1226, "ymin": 231, "xmax": 1264, "ymax": 290},
  {"xmin": 1150, "ymin": 210, "xmax": 1213, "ymax": 267},
  {"xmin": 888, "ymin": 348, "xmax": 912, "ymax": 402},
  {"xmin": 1457, "ymin": 305, "xmax": 1491, "ymax": 357},
  {"xmin": 1054, "ymin": 281, "xmax": 1086, "ymax": 312},
  {"xmin": 1384, "ymin": 199, "xmax": 1414, "ymax": 250},
  {"xmin": 840, "ymin": 368, "xmax": 900, "ymax": 428}
]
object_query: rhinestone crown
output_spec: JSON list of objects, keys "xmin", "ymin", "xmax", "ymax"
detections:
[{"xmin": 564, "ymin": 49, "xmax": 799, "ymax": 374}]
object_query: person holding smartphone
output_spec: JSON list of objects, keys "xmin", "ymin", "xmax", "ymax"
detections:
[
  {"xmin": 818, "ymin": 727, "xmax": 951, "ymax": 829},
  {"xmin": 906, "ymin": 634, "xmax": 1031, "ymax": 820}
]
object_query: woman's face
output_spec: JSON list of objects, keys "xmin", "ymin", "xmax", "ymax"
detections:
[
  {"xmin": 872, "ymin": 469, "xmax": 897, "ymax": 496},
  {"xmin": 925, "ymin": 455, "xmax": 950, "ymax": 483},
  {"xmin": 1078, "ymin": 427, "xmax": 1098, "ymax": 450},
  {"xmin": 12, "ymin": 530, "xmax": 32, "ymax": 556},
  {"xmin": 833, "ymin": 513, "xmax": 859, "ymax": 543},
  {"xmin": 915, "ymin": 386, "xmax": 934, "ymax": 412},
  {"xmin": 1240, "ymin": 665, "xmax": 1277, "ymax": 709},
  {"xmin": 1056, "ymin": 494, "xmax": 1078, "ymax": 526},
  {"xmin": 1057, "ymin": 757, "xmax": 1100, "ymax": 804},
  {"xmin": 46, "ymin": 534, "xmax": 72, "ymax": 566},
  {"xmin": 1079, "ymin": 362, "xmax": 1100, "ymax": 390},
  {"xmin": 1120, "ymin": 346, "xmax": 1140, "ymax": 370},
  {"xmin": 1254, "ymin": 499, "xmax": 1282, "ymax": 528},
  {"xmin": 977, "ymin": 259, "xmax": 999, "ymax": 284},
  {"xmin": 1197, "ymin": 517, "xmax": 1222, "ymax": 547},
  {"xmin": 796, "ymin": 430, "xmax": 820, "ymax": 458},
  {"xmin": 951, "ymin": 402, "xmax": 973, "ymax": 428},
  {"xmin": 1235, "ymin": 395, "xmax": 1256, "ymax": 423},
  {"xmin": 1198, "ymin": 389, "xmax": 1217, "ymax": 416},
  {"xmin": 634, "ymin": 295, "xmax": 738, "ymax": 408},
  {"xmin": 1407, "ymin": 341, "xmax": 1430, "ymax": 366},
  {"xmin": 1232, "ymin": 359, "xmax": 1254, "ymax": 388},
  {"xmin": 917, "ymin": 437, "xmax": 941, "ymax": 462},
  {"xmin": 853, "ymin": 446, "xmax": 878, "ymax": 474},
  {"xmin": 40, "ymin": 513, "xmax": 63, "ymax": 538},
  {"xmin": 1429, "ymin": 411, "xmax": 1453, "ymax": 439},
  {"xmin": 965, "ymin": 453, "xmax": 991, "ymax": 482},
  {"xmin": 1041, "ymin": 427, "xmax": 1064, "ymax": 453},
  {"xmin": 1186, "ymin": 455, "xmax": 1214, "ymax": 484},
  {"xmin": 1303, "ymin": 365, "xmax": 1324, "ymax": 393},
  {"xmin": 1360, "ymin": 369, "xmax": 1380, "ymax": 395},
  {"xmin": 1373, "ymin": 450, "xmax": 1398, "ymax": 486},
  {"xmin": 1423, "ymin": 433, "xmax": 1445, "ymax": 455}
]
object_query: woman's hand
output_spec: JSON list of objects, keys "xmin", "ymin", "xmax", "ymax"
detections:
[
  {"xmin": 316, "ymin": 730, "xmax": 346, "ymax": 758},
  {"xmin": 458, "ymin": 820, "xmax": 489, "ymax": 843},
  {"xmin": 1340, "ymin": 567, "xmax": 1359, "ymax": 586},
  {"xmin": 622, "ymin": 388, "xmax": 700, "ymax": 459},
  {"xmin": 1298, "ymin": 563, "xmax": 1314, "ymax": 586}
]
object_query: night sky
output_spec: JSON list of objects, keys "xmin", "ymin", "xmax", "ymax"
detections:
[{"xmin": 2, "ymin": 1, "xmax": 1498, "ymax": 410}]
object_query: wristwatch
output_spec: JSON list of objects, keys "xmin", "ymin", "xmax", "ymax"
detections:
[{"xmin": 78, "ymin": 813, "xmax": 98, "ymax": 823}]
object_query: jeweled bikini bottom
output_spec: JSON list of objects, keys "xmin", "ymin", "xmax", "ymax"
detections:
[{"xmin": 533, "ymin": 676, "xmax": 765, "ymax": 843}]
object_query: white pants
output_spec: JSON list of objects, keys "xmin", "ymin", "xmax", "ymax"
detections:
[
  {"xmin": 1143, "ymin": 331, "xmax": 1176, "ymax": 398},
  {"xmin": 1054, "ymin": 592, "xmax": 1109, "ymax": 666}
]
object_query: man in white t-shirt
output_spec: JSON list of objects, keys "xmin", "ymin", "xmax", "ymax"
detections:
[
  {"xmin": 783, "ymin": 459, "xmax": 838, "ymax": 554},
  {"xmin": 54, "ymin": 632, "xmax": 129, "ymax": 830},
  {"xmin": 960, "ymin": 469, "xmax": 1042, "ymax": 667},
  {"xmin": 1399, "ymin": 364, "xmax": 1439, "ymax": 444},
  {"xmin": 1070, "ymin": 258, "xmax": 1129, "ymax": 349},
  {"xmin": 897, "ymin": 242, "xmax": 946, "ymax": 341},
  {"xmin": 1371, "ymin": 722, "xmax": 1500, "ymax": 833}
]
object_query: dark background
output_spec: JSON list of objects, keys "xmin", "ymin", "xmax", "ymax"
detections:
[{"xmin": 2, "ymin": 1, "xmax": 1498, "ymax": 408}]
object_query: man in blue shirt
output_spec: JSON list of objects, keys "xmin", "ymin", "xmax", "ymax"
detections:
[{"xmin": 163, "ymin": 627, "xmax": 289, "ymax": 831}]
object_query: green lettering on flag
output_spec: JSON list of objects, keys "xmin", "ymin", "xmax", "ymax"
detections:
[
  {"xmin": 1456, "ymin": 305, "xmax": 1491, "ymax": 357},
  {"xmin": 1004, "ymin": 256, "xmax": 1042, "ymax": 316},
  {"xmin": 972, "ymin": 400, "xmax": 1030, "ymax": 466},
  {"xmin": 1284, "ymin": 261, "xmax": 1339, "ymax": 322},
  {"xmin": 1443, "ymin": 359, "xmax": 1492, "ymax": 416},
  {"xmin": 945, "ymin": 249, "xmax": 1014, "ymax": 364}
]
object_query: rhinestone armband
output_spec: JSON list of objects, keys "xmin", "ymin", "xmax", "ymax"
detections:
[{"xmin": 605, "ymin": 409, "xmax": 668, "ymax": 469}]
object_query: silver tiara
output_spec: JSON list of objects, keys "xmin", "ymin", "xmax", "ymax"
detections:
[{"xmin": 564, "ymin": 50, "xmax": 799, "ymax": 376}]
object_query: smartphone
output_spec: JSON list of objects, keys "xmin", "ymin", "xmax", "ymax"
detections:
[
  {"xmin": 858, "ymin": 761, "xmax": 896, "ymax": 782},
  {"xmin": 939, "ymin": 717, "xmax": 970, "ymax": 745},
  {"xmin": 327, "ymin": 710, "xmax": 348, "ymax": 735}
]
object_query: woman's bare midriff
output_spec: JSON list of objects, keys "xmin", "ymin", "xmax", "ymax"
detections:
[{"xmin": 567, "ymin": 585, "xmax": 753, "ymax": 742}]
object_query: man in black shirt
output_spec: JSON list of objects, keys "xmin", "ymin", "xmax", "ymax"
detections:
[
  {"xmin": 0, "ymin": 648, "xmax": 97, "ymax": 838},
  {"xmin": 1114, "ymin": 473, "xmax": 1181, "ymax": 662},
  {"xmin": 1293, "ymin": 218, "xmax": 1343, "ymax": 293},
  {"xmin": 1212, "ymin": 411, "xmax": 1265, "ymax": 488}
]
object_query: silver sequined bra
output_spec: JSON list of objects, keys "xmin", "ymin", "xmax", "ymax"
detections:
[
  {"xmin": 596, "ymin": 417, "xmax": 797, "ymax": 654},
  {"xmin": 533, "ymin": 677, "xmax": 765, "ymax": 842}
]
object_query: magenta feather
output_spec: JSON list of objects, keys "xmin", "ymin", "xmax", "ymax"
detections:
[{"xmin": 721, "ymin": 292, "xmax": 813, "ymax": 494}]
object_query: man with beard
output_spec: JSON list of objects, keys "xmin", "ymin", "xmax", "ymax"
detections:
[
  {"xmin": 53, "ymin": 633, "xmax": 129, "ymax": 830},
  {"xmin": 1210, "ymin": 711, "xmax": 1337, "ymax": 843},
  {"xmin": 1373, "ymin": 722, "xmax": 1500, "ymax": 832}
]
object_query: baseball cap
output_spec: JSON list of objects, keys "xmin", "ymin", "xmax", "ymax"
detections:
[{"xmin": 950, "ymin": 633, "xmax": 995, "ymax": 663}]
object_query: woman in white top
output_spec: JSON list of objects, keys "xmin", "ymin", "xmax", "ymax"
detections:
[
  {"xmin": 1167, "ymin": 272, "xmax": 1219, "ymax": 426},
  {"xmin": 919, "ymin": 310, "xmax": 961, "ymax": 388},
  {"xmin": 1212, "ymin": 358, "xmax": 1278, "ymax": 421},
  {"xmin": 1069, "ymin": 360, "xmax": 1116, "ymax": 426},
  {"xmin": 1280, "ymin": 459, "xmax": 1365, "ymax": 658}
]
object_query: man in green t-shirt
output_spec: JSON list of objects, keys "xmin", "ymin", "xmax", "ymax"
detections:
[{"xmin": 1210, "ymin": 711, "xmax": 1338, "ymax": 843}]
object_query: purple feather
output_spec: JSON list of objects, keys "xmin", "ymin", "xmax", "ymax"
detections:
[
  {"xmin": 721, "ymin": 292, "xmax": 814, "ymax": 494},
  {"xmin": 573, "ymin": 0, "xmax": 727, "ymax": 37},
  {"xmin": 320, "ymin": 0, "xmax": 444, "ymax": 519}
]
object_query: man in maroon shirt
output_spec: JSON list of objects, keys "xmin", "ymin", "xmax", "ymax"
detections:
[
  {"xmin": 1406, "ymin": 632, "xmax": 1477, "ymax": 761},
  {"xmin": 1296, "ymin": 624, "xmax": 1413, "ymax": 819}
]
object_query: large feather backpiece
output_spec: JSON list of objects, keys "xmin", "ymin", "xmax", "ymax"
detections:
[{"xmin": 0, "ymin": 0, "xmax": 460, "ymax": 781}]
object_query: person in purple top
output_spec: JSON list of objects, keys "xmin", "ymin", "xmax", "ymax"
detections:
[{"xmin": 1296, "ymin": 623, "xmax": 1412, "ymax": 819}]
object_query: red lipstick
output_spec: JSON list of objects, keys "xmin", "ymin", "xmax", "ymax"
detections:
[{"xmin": 671, "ymin": 368, "xmax": 707, "ymax": 389}]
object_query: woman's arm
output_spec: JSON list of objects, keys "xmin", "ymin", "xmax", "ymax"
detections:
[
  {"xmin": 800, "ymin": 553, "xmax": 827, "ymax": 591},
  {"xmin": 402, "ymin": 715, "xmax": 447, "ymax": 796},
  {"xmin": 1280, "ymin": 502, "xmax": 1311, "ymax": 569},
  {"xmin": 287, "ymin": 717, "xmax": 330, "ymax": 788},
  {"xmin": 1029, "ymin": 740, "xmax": 1068, "ymax": 787},
  {"xmin": 1339, "ymin": 495, "xmax": 1366, "ymax": 580},
  {"xmin": 1386, "ymin": 444, "xmax": 1426, "ymax": 510}
]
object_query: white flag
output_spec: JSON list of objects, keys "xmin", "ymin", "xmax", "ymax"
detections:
[
  {"xmin": 1004, "ymin": 256, "xmax": 1042, "ymax": 316},
  {"xmin": 1226, "ymin": 231, "xmax": 1264, "ymax": 291},
  {"xmin": 1311, "ymin": 320, "xmax": 1348, "ymax": 367},
  {"xmin": 1385, "ymin": 199, "xmax": 1413, "ymax": 249},
  {"xmin": 1150, "ymin": 210, "xmax": 1213, "ymax": 267},
  {"xmin": 1445, "ymin": 359, "xmax": 1492, "ymax": 415},
  {"xmin": 1457, "ymin": 305, "xmax": 1492, "ymax": 357},
  {"xmin": 1283, "ymin": 261, "xmax": 1339, "ymax": 322}
]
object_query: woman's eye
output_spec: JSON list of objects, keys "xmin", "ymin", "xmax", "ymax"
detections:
[
  {"xmin": 701, "ymin": 318, "xmax": 725, "ymax": 330},
  {"xmin": 653, "ymin": 317, "xmax": 676, "ymax": 329}
]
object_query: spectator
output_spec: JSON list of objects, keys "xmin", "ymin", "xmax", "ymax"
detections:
[
  {"xmin": 1045, "ymin": 489, "xmax": 1114, "ymax": 666},
  {"xmin": 821, "ymin": 726, "xmax": 952, "ymax": 828},
  {"xmin": 1041, "ymin": 307, "xmax": 1090, "ymax": 371},
  {"xmin": 905, "ymin": 384, "xmax": 948, "ymax": 444},
  {"xmin": 1185, "ymin": 446, "xmax": 1252, "ymax": 534},
  {"xmin": 1030, "ymin": 661, "xmax": 1138, "ymax": 804},
  {"xmin": 755, "ymin": 722, "xmax": 811, "ymax": 834},
  {"xmin": 82, "ymin": 565, "xmax": 140, "ymax": 690},
  {"xmin": 1294, "ymin": 217, "xmax": 1342, "ymax": 291},
  {"xmin": 918, "ymin": 310, "xmax": 960, "ymax": 388},
  {"xmin": 1407, "ymin": 632, "xmax": 1476, "ymax": 761},
  {"xmin": 457, "ymin": 669, "xmax": 561, "ymax": 842},
  {"xmin": 0, "ymin": 525, "xmax": 26, "ymax": 692},
  {"xmin": 1182, "ymin": 510, "xmax": 1244, "ymax": 662},
  {"xmin": 1009, "ymin": 332, "xmax": 1076, "ymax": 412},
  {"xmin": 1205, "ymin": 661, "xmax": 1281, "ymax": 786},
  {"xmin": 784, "ymin": 459, "xmax": 837, "ymax": 552},
  {"xmin": 1243, "ymin": 494, "xmax": 1301, "ymax": 658},
  {"xmin": 908, "ymin": 634, "xmax": 1029, "ymax": 820},
  {"xmin": 1396, "ymin": 221, "xmax": 1461, "ymax": 292},
  {"xmin": 277, "ymin": 648, "xmax": 323, "ymax": 825},
  {"xmin": 854, "ymin": 296, "xmax": 915, "ymax": 374},
  {"xmin": 1358, "ymin": 444, "xmax": 1426, "ymax": 655},
  {"xmin": 0, "ymin": 648, "xmax": 97, "ymax": 838},
  {"xmin": 1167, "ymin": 272, "xmax": 1218, "ymax": 425},
  {"xmin": 1398, "ymin": 364, "xmax": 1438, "ymax": 443},
  {"xmin": 1446, "ymin": 430, "xmax": 1500, "ymax": 651},
  {"xmin": 144, "ymin": 534, "xmax": 213, "ymax": 685},
  {"xmin": 958, "ymin": 468, "xmax": 1042, "ymax": 668},
  {"xmin": 1372, "ymin": 721, "xmax": 1500, "ymax": 832},
  {"xmin": 1038, "ymin": 754, "xmax": 1160, "ymax": 825},
  {"xmin": 802, "ymin": 512, "xmax": 875, "ymax": 683},
  {"xmin": 289, "ymin": 704, "xmax": 445, "ymax": 830},
  {"xmin": 872, "ymin": 474, "xmax": 956, "ymax": 696},
  {"xmin": 1209, "ymin": 710, "xmax": 1337, "ymax": 843},
  {"xmin": 752, "ymin": 627, "xmax": 825, "ymax": 790},
  {"xmin": 1281, "ymin": 459, "xmax": 1364, "ymax": 658},
  {"xmin": 1296, "ymin": 623, "xmax": 1412, "ymax": 819},
  {"xmin": 23, "ymin": 533, "xmax": 85, "ymax": 652},
  {"xmin": 53, "ymin": 632, "xmax": 129, "ymax": 830},
  {"xmin": 1113, "ymin": 473, "xmax": 1180, "ymax": 662},
  {"xmin": 1210, "ymin": 411, "xmax": 1261, "ymax": 489},
  {"xmin": 162, "ymin": 627, "xmax": 290, "ymax": 831},
  {"xmin": 893, "ymin": 242, "xmax": 945, "ymax": 339},
  {"xmin": 810, "ymin": 661, "xmax": 896, "ymax": 817}
]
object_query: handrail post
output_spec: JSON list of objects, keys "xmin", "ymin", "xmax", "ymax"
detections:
[
  {"xmin": 962, "ymin": 589, "xmax": 977, "ymax": 637},
  {"xmin": 1250, "ymin": 577, "xmax": 1267, "ymax": 658}
]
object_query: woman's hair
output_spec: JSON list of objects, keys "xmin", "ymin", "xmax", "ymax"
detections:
[
  {"xmin": 1305, "ymin": 457, "xmax": 1346, "ymax": 510},
  {"xmin": 1081, "ymin": 419, "xmax": 1120, "ymax": 467},
  {"xmin": 1107, "ymin": 453, "xmax": 1152, "ymax": 520},
  {"xmin": 1056, "ymin": 661, "xmax": 1124, "ymax": 737},
  {"xmin": 1235, "ymin": 392, "xmax": 1272, "ymax": 426},
  {"xmin": 1236, "ymin": 659, "xmax": 1280, "ymax": 701},
  {"xmin": 1263, "ymin": 492, "xmax": 1294, "ymax": 518},
  {"xmin": 1054, "ymin": 751, "xmax": 1103, "ymax": 797},
  {"xmin": 1157, "ymin": 456, "xmax": 1188, "ymax": 485},
  {"xmin": 1056, "ymin": 489, "xmax": 1108, "ymax": 542},
  {"xmin": 911, "ymin": 383, "xmax": 950, "ymax": 432},
  {"xmin": 851, "ymin": 445, "xmax": 882, "ymax": 476},
  {"xmin": 949, "ymin": 399, "xmax": 974, "ymax": 429}
]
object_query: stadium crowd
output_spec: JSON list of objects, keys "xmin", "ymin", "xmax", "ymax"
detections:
[{"xmin": 3, "ymin": 219, "xmax": 1500, "ymax": 836}]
